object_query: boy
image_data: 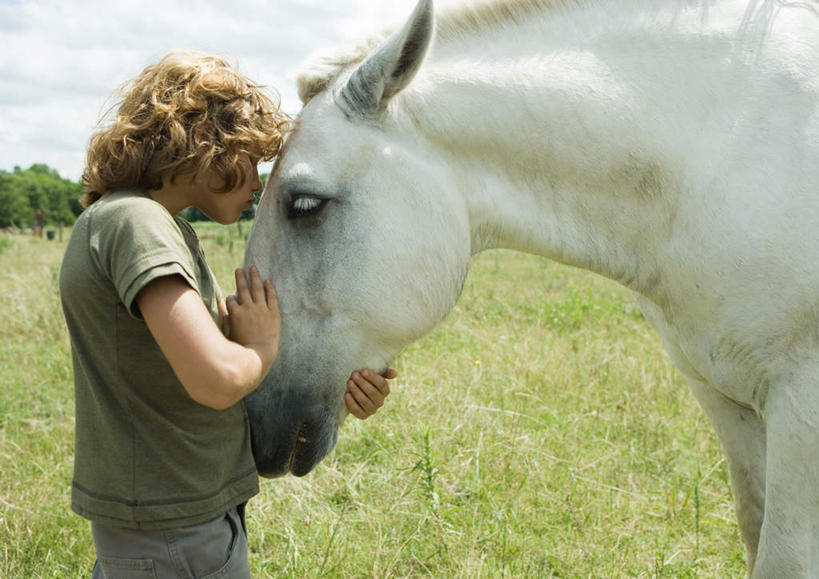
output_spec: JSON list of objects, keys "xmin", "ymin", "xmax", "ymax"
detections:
[{"xmin": 59, "ymin": 51, "xmax": 395, "ymax": 577}]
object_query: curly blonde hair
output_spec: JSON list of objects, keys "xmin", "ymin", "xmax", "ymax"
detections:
[{"xmin": 81, "ymin": 51, "xmax": 291, "ymax": 207}]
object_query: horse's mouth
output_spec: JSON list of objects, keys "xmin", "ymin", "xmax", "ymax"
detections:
[{"xmin": 286, "ymin": 423, "xmax": 309, "ymax": 473}]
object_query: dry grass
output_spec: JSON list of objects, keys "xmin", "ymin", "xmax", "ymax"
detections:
[{"xmin": 0, "ymin": 226, "xmax": 746, "ymax": 577}]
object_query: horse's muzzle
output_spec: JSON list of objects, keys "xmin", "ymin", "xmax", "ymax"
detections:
[{"xmin": 245, "ymin": 387, "xmax": 339, "ymax": 478}]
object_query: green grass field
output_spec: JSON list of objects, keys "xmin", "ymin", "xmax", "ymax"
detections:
[{"xmin": 0, "ymin": 224, "xmax": 746, "ymax": 577}]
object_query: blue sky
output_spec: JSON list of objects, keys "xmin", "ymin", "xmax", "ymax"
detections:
[{"xmin": 0, "ymin": 0, "xmax": 449, "ymax": 181}]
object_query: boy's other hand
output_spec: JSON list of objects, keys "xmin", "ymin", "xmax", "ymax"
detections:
[{"xmin": 345, "ymin": 368, "xmax": 398, "ymax": 420}]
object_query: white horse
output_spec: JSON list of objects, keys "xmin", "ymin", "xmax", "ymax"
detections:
[{"xmin": 244, "ymin": 0, "xmax": 819, "ymax": 575}]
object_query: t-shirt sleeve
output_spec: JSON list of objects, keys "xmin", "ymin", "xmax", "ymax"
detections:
[{"xmin": 90, "ymin": 197, "xmax": 200, "ymax": 318}]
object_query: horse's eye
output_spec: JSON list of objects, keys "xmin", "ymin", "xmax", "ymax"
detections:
[{"xmin": 287, "ymin": 195, "xmax": 328, "ymax": 219}]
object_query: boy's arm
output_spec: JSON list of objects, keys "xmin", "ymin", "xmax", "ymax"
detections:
[
  {"xmin": 139, "ymin": 268, "xmax": 397, "ymax": 416},
  {"xmin": 136, "ymin": 268, "xmax": 280, "ymax": 410}
]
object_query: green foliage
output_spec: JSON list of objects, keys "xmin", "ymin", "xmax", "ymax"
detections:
[
  {"xmin": 0, "ymin": 167, "xmax": 267, "ymax": 228},
  {"xmin": 0, "ymin": 164, "xmax": 83, "ymax": 228}
]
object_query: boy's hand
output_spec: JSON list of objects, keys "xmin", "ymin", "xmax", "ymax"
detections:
[
  {"xmin": 225, "ymin": 266, "xmax": 281, "ymax": 370},
  {"xmin": 345, "ymin": 368, "xmax": 397, "ymax": 420}
]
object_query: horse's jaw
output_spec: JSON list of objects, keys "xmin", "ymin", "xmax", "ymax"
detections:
[{"xmin": 243, "ymin": 312, "xmax": 399, "ymax": 477}]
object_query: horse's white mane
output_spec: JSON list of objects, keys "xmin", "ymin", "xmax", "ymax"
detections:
[{"xmin": 296, "ymin": 0, "xmax": 582, "ymax": 104}]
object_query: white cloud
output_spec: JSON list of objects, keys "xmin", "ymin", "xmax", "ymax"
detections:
[{"xmin": 0, "ymin": 0, "xmax": 432, "ymax": 181}]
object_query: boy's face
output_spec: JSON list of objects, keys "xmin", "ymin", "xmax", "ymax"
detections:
[{"xmin": 195, "ymin": 155, "xmax": 261, "ymax": 224}]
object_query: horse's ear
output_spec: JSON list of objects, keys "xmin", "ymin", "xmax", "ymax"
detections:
[{"xmin": 337, "ymin": 0, "xmax": 434, "ymax": 118}]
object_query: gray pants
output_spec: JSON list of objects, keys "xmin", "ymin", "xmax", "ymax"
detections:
[{"xmin": 90, "ymin": 505, "xmax": 250, "ymax": 578}]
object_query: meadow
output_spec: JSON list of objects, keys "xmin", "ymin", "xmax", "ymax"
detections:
[{"xmin": 0, "ymin": 223, "xmax": 746, "ymax": 577}]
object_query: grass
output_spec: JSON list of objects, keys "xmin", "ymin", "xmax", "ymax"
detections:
[{"xmin": 0, "ymin": 224, "xmax": 746, "ymax": 577}]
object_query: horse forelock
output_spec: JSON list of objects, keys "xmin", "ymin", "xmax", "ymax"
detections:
[
  {"xmin": 296, "ymin": 35, "xmax": 386, "ymax": 104},
  {"xmin": 295, "ymin": 0, "xmax": 584, "ymax": 105}
]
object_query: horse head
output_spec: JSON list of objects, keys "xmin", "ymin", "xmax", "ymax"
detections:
[{"xmin": 243, "ymin": 0, "xmax": 469, "ymax": 477}]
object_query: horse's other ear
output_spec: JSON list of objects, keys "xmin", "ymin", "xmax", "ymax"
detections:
[{"xmin": 337, "ymin": 0, "xmax": 434, "ymax": 118}]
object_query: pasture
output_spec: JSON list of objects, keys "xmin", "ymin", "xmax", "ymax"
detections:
[{"xmin": 0, "ymin": 224, "xmax": 745, "ymax": 577}]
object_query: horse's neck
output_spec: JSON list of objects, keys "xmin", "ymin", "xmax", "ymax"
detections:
[{"xmin": 404, "ymin": 0, "xmax": 747, "ymax": 296}]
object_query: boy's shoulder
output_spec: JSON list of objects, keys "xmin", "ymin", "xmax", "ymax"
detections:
[
  {"xmin": 93, "ymin": 189, "xmax": 167, "ymax": 217},
  {"xmin": 88, "ymin": 190, "xmax": 180, "ymax": 231},
  {"xmin": 82, "ymin": 190, "xmax": 186, "ymax": 248}
]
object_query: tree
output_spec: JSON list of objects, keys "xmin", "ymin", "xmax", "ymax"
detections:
[
  {"xmin": 0, "ymin": 173, "xmax": 30, "ymax": 227},
  {"xmin": 0, "ymin": 165, "xmax": 83, "ymax": 228}
]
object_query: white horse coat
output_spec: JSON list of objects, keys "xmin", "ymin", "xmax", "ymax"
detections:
[{"xmin": 244, "ymin": 1, "xmax": 819, "ymax": 575}]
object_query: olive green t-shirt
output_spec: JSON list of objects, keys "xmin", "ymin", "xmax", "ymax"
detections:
[{"xmin": 59, "ymin": 190, "xmax": 258, "ymax": 530}]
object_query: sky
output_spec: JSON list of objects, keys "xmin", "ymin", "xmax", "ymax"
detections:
[{"xmin": 0, "ymin": 0, "xmax": 456, "ymax": 182}]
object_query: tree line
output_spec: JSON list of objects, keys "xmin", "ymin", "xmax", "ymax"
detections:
[
  {"xmin": 0, "ymin": 164, "xmax": 83, "ymax": 228},
  {"xmin": 0, "ymin": 164, "xmax": 267, "ymax": 229}
]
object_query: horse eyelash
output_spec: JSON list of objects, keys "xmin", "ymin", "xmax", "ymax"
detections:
[{"xmin": 292, "ymin": 197, "xmax": 322, "ymax": 213}]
